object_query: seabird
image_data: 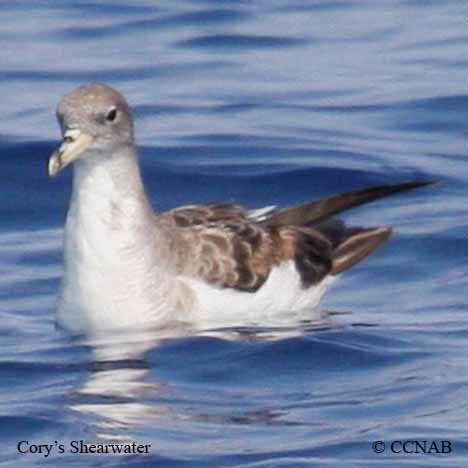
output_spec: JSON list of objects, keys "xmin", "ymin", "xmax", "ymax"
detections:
[{"xmin": 47, "ymin": 82, "xmax": 432, "ymax": 333}]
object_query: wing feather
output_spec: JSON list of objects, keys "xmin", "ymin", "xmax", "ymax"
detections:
[{"xmin": 161, "ymin": 181, "xmax": 433, "ymax": 292}]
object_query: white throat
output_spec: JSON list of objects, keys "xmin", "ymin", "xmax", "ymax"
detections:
[
  {"xmin": 69, "ymin": 147, "xmax": 153, "ymax": 235},
  {"xmin": 56, "ymin": 148, "xmax": 172, "ymax": 332}
]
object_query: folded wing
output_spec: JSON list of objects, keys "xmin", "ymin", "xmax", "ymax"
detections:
[{"xmin": 161, "ymin": 181, "xmax": 433, "ymax": 291}]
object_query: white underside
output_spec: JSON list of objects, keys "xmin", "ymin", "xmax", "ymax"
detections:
[
  {"xmin": 56, "ymin": 253, "xmax": 335, "ymax": 333},
  {"xmin": 55, "ymin": 153, "xmax": 335, "ymax": 334},
  {"xmin": 181, "ymin": 262, "xmax": 335, "ymax": 329}
]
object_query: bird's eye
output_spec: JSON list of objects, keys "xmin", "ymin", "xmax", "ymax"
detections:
[{"xmin": 105, "ymin": 107, "xmax": 118, "ymax": 122}]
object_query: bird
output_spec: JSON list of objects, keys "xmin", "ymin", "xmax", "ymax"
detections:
[{"xmin": 47, "ymin": 82, "xmax": 432, "ymax": 333}]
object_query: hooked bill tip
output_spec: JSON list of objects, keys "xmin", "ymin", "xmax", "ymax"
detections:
[{"xmin": 47, "ymin": 152, "xmax": 61, "ymax": 178}]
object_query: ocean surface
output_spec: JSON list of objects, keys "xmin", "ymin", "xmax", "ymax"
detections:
[{"xmin": 1, "ymin": 1, "xmax": 468, "ymax": 466}]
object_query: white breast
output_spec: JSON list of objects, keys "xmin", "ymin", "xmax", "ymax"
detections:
[
  {"xmin": 56, "ymin": 209, "xmax": 166, "ymax": 332},
  {"xmin": 55, "ymin": 157, "xmax": 181, "ymax": 332}
]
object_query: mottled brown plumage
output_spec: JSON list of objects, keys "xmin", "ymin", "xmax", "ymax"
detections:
[{"xmin": 159, "ymin": 181, "xmax": 434, "ymax": 292}]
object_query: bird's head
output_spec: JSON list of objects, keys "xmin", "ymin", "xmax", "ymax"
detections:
[{"xmin": 48, "ymin": 82, "xmax": 134, "ymax": 177}]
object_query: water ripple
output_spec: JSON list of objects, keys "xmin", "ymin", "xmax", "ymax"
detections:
[
  {"xmin": 51, "ymin": 9, "xmax": 250, "ymax": 40},
  {"xmin": 176, "ymin": 34, "xmax": 308, "ymax": 51}
]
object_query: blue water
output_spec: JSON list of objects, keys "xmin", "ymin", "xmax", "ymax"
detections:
[{"xmin": 1, "ymin": 1, "xmax": 468, "ymax": 466}]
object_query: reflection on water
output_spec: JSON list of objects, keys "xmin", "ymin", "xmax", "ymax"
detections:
[
  {"xmin": 71, "ymin": 367, "xmax": 159, "ymax": 440},
  {"xmin": 69, "ymin": 327, "xmax": 183, "ymax": 441},
  {"xmin": 68, "ymin": 315, "xmax": 344, "ymax": 441}
]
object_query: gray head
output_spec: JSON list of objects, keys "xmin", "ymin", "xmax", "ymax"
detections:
[{"xmin": 48, "ymin": 82, "xmax": 134, "ymax": 177}]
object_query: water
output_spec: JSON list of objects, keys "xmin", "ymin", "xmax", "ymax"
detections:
[{"xmin": 1, "ymin": 0, "xmax": 468, "ymax": 466}]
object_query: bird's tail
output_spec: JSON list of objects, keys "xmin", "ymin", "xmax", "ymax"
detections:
[{"xmin": 330, "ymin": 226, "xmax": 391, "ymax": 275}]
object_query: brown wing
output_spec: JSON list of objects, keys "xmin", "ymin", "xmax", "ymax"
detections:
[
  {"xmin": 260, "ymin": 180, "xmax": 435, "ymax": 228},
  {"xmin": 170, "ymin": 221, "xmax": 334, "ymax": 292},
  {"xmin": 162, "ymin": 181, "xmax": 433, "ymax": 292},
  {"xmin": 163, "ymin": 181, "xmax": 434, "ymax": 229}
]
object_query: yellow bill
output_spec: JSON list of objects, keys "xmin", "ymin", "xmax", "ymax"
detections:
[{"xmin": 48, "ymin": 128, "xmax": 94, "ymax": 177}]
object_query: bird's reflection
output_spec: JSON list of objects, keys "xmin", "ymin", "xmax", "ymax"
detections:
[
  {"xmin": 68, "ymin": 324, "xmax": 188, "ymax": 441},
  {"xmin": 66, "ymin": 310, "xmax": 349, "ymax": 441}
]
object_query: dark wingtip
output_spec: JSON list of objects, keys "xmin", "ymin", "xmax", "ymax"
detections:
[
  {"xmin": 395, "ymin": 180, "xmax": 439, "ymax": 189},
  {"xmin": 261, "ymin": 179, "xmax": 436, "ymax": 228},
  {"xmin": 366, "ymin": 179, "xmax": 439, "ymax": 195}
]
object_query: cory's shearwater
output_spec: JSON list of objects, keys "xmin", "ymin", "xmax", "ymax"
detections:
[{"xmin": 47, "ymin": 82, "xmax": 432, "ymax": 333}]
